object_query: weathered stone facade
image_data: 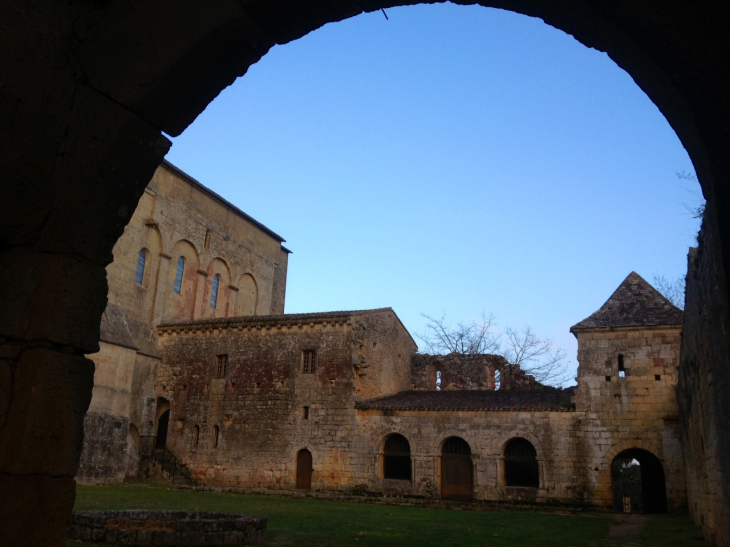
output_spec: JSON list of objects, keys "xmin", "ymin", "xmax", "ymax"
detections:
[
  {"xmin": 153, "ymin": 273, "xmax": 687, "ymax": 513},
  {"xmin": 77, "ymin": 161, "xmax": 290, "ymax": 484}
]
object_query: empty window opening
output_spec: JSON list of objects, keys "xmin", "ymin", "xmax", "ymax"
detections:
[
  {"xmin": 204, "ymin": 229, "xmax": 211, "ymax": 249},
  {"xmin": 655, "ymin": 375, "xmax": 661, "ymax": 381},
  {"xmin": 383, "ymin": 434, "xmax": 412, "ymax": 481},
  {"xmin": 216, "ymin": 354, "xmax": 228, "ymax": 378},
  {"xmin": 212, "ymin": 425, "xmax": 219, "ymax": 448},
  {"xmin": 494, "ymin": 370, "xmax": 501, "ymax": 390},
  {"xmin": 618, "ymin": 354, "xmax": 626, "ymax": 377},
  {"xmin": 504, "ymin": 438, "xmax": 539, "ymax": 488},
  {"xmin": 210, "ymin": 274, "xmax": 220, "ymax": 308},
  {"xmin": 174, "ymin": 257, "xmax": 185, "ymax": 293},
  {"xmin": 135, "ymin": 249, "xmax": 147, "ymax": 285},
  {"xmin": 606, "ymin": 375, "xmax": 612, "ymax": 382},
  {"xmin": 192, "ymin": 425, "xmax": 200, "ymax": 448},
  {"xmin": 303, "ymin": 350, "xmax": 316, "ymax": 373},
  {"xmin": 303, "ymin": 406, "xmax": 309, "ymax": 420},
  {"xmin": 436, "ymin": 370, "xmax": 442, "ymax": 391}
]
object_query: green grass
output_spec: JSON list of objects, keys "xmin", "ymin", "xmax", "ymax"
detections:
[{"xmin": 67, "ymin": 484, "xmax": 707, "ymax": 547}]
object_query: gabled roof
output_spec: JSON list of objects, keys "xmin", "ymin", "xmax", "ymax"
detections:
[
  {"xmin": 356, "ymin": 388, "xmax": 576, "ymax": 412},
  {"xmin": 570, "ymin": 272, "xmax": 683, "ymax": 332}
]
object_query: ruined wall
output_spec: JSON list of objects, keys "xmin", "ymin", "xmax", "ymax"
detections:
[
  {"xmin": 679, "ymin": 207, "xmax": 730, "ymax": 546},
  {"xmin": 573, "ymin": 327, "xmax": 686, "ymax": 511},
  {"xmin": 410, "ymin": 353, "xmax": 539, "ymax": 391},
  {"xmin": 156, "ymin": 309, "xmax": 416, "ymax": 488}
]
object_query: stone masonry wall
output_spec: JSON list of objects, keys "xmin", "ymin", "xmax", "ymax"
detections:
[
  {"xmin": 411, "ymin": 353, "xmax": 540, "ymax": 391},
  {"xmin": 156, "ymin": 309, "xmax": 416, "ymax": 489},
  {"xmin": 79, "ymin": 162, "xmax": 290, "ymax": 484},
  {"xmin": 573, "ymin": 327, "xmax": 686, "ymax": 511},
  {"xmin": 680, "ymin": 206, "xmax": 730, "ymax": 546}
]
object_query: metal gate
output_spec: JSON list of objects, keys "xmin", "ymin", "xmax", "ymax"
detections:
[
  {"xmin": 296, "ymin": 449, "xmax": 312, "ymax": 490},
  {"xmin": 612, "ymin": 458, "xmax": 643, "ymax": 513}
]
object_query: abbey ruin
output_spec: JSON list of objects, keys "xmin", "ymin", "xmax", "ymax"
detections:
[{"xmin": 79, "ymin": 162, "xmax": 686, "ymax": 514}]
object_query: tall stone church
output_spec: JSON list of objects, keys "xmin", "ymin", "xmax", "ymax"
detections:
[{"xmin": 80, "ymin": 162, "xmax": 686, "ymax": 514}]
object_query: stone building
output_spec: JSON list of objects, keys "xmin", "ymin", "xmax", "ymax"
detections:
[
  {"xmin": 155, "ymin": 271, "xmax": 687, "ymax": 512},
  {"xmin": 76, "ymin": 161, "xmax": 291, "ymax": 484}
]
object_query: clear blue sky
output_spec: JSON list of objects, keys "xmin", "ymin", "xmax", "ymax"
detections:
[{"xmin": 165, "ymin": 4, "xmax": 700, "ymax": 384}]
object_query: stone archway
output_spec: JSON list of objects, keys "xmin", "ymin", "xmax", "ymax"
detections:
[{"xmin": 2, "ymin": 3, "xmax": 730, "ymax": 546}]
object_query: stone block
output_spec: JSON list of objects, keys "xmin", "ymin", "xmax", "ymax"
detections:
[
  {"xmin": 0, "ymin": 474, "xmax": 76, "ymax": 547},
  {"xmin": 0, "ymin": 349, "xmax": 94, "ymax": 476}
]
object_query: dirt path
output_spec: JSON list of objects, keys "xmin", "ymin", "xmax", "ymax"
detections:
[{"xmin": 604, "ymin": 514, "xmax": 649, "ymax": 546}]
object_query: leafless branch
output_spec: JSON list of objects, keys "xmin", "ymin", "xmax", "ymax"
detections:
[{"xmin": 652, "ymin": 273, "xmax": 685, "ymax": 310}]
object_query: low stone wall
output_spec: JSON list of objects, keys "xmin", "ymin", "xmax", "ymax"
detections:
[{"xmin": 67, "ymin": 510, "xmax": 267, "ymax": 545}]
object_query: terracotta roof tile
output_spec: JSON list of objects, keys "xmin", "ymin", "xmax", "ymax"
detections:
[
  {"xmin": 356, "ymin": 388, "xmax": 576, "ymax": 412},
  {"xmin": 570, "ymin": 272, "xmax": 683, "ymax": 332}
]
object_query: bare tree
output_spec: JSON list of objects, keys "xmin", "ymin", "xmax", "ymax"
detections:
[
  {"xmin": 417, "ymin": 313, "xmax": 571, "ymax": 387},
  {"xmin": 417, "ymin": 312, "xmax": 500, "ymax": 355},
  {"xmin": 501, "ymin": 326, "xmax": 571, "ymax": 386},
  {"xmin": 677, "ymin": 171, "xmax": 705, "ymax": 220},
  {"xmin": 652, "ymin": 274, "xmax": 685, "ymax": 310}
]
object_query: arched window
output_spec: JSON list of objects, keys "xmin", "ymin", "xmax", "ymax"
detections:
[
  {"xmin": 210, "ymin": 274, "xmax": 220, "ymax": 308},
  {"xmin": 174, "ymin": 257, "xmax": 185, "ymax": 294},
  {"xmin": 192, "ymin": 425, "xmax": 200, "ymax": 448},
  {"xmin": 135, "ymin": 249, "xmax": 146, "ymax": 285},
  {"xmin": 212, "ymin": 425, "xmax": 219, "ymax": 448},
  {"xmin": 504, "ymin": 438, "xmax": 539, "ymax": 488},
  {"xmin": 384, "ymin": 434, "xmax": 412, "ymax": 480}
]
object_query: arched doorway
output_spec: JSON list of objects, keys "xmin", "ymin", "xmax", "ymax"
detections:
[
  {"xmin": 612, "ymin": 448, "xmax": 667, "ymax": 514},
  {"xmin": 383, "ymin": 434, "xmax": 412, "ymax": 481},
  {"xmin": 154, "ymin": 397, "xmax": 171, "ymax": 449},
  {"xmin": 441, "ymin": 437, "xmax": 473, "ymax": 501},
  {"xmin": 296, "ymin": 449, "xmax": 313, "ymax": 490},
  {"xmin": 504, "ymin": 438, "xmax": 539, "ymax": 488}
]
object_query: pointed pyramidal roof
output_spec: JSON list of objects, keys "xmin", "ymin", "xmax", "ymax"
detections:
[{"xmin": 571, "ymin": 272, "xmax": 683, "ymax": 332}]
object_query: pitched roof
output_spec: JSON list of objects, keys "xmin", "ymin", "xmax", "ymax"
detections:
[
  {"xmin": 570, "ymin": 272, "xmax": 683, "ymax": 332},
  {"xmin": 356, "ymin": 388, "xmax": 576, "ymax": 412}
]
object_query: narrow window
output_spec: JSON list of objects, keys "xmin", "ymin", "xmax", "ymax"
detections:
[
  {"xmin": 174, "ymin": 257, "xmax": 185, "ymax": 293},
  {"xmin": 212, "ymin": 425, "xmax": 219, "ymax": 448},
  {"xmin": 216, "ymin": 355, "xmax": 228, "ymax": 379},
  {"xmin": 192, "ymin": 425, "xmax": 199, "ymax": 448},
  {"xmin": 494, "ymin": 370, "xmax": 501, "ymax": 390},
  {"xmin": 436, "ymin": 370, "xmax": 442, "ymax": 391},
  {"xmin": 384, "ymin": 434, "xmax": 412, "ymax": 481},
  {"xmin": 210, "ymin": 274, "xmax": 220, "ymax": 308},
  {"xmin": 605, "ymin": 376, "xmax": 612, "ymax": 382},
  {"xmin": 204, "ymin": 229, "xmax": 211, "ymax": 249},
  {"xmin": 303, "ymin": 406, "xmax": 309, "ymax": 420},
  {"xmin": 303, "ymin": 350, "xmax": 316, "ymax": 373},
  {"xmin": 618, "ymin": 354, "xmax": 626, "ymax": 378},
  {"xmin": 135, "ymin": 249, "xmax": 146, "ymax": 285}
]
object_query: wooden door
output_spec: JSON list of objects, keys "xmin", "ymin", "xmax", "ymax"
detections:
[
  {"xmin": 441, "ymin": 455, "xmax": 473, "ymax": 501},
  {"xmin": 296, "ymin": 449, "xmax": 312, "ymax": 490}
]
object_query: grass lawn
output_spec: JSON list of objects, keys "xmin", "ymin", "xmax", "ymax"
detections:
[{"xmin": 67, "ymin": 484, "xmax": 707, "ymax": 547}]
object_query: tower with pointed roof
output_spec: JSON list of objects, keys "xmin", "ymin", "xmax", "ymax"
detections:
[{"xmin": 570, "ymin": 272, "xmax": 687, "ymax": 512}]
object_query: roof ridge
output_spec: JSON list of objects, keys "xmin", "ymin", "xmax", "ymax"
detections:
[{"xmin": 571, "ymin": 271, "xmax": 683, "ymax": 332}]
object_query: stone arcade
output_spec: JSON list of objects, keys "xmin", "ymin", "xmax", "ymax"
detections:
[{"xmin": 82, "ymin": 164, "xmax": 686, "ymax": 514}]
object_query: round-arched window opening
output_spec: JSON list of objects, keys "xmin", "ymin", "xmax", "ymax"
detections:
[
  {"xmin": 383, "ymin": 434, "xmax": 412, "ymax": 481},
  {"xmin": 504, "ymin": 438, "xmax": 539, "ymax": 488}
]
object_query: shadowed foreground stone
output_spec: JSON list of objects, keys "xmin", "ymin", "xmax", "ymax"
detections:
[{"xmin": 67, "ymin": 511, "xmax": 267, "ymax": 545}]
